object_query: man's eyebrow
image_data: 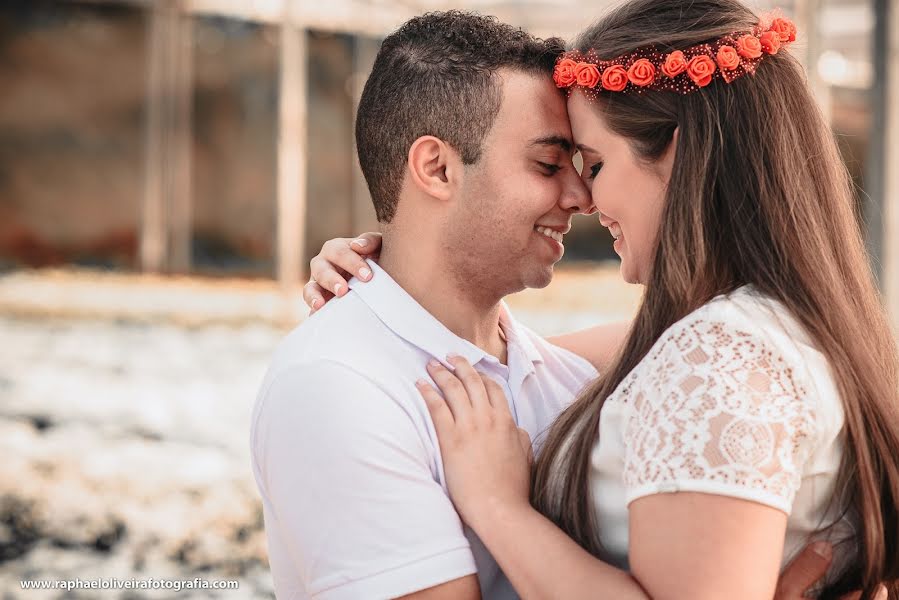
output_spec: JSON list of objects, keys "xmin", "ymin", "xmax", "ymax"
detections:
[{"xmin": 529, "ymin": 135, "xmax": 573, "ymax": 153}]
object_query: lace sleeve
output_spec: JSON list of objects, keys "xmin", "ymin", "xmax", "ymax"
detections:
[{"xmin": 621, "ymin": 317, "xmax": 818, "ymax": 514}]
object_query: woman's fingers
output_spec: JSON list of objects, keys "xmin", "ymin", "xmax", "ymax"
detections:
[
  {"xmin": 480, "ymin": 374, "xmax": 514, "ymax": 419},
  {"xmin": 302, "ymin": 232, "xmax": 382, "ymax": 310},
  {"xmin": 309, "ymin": 241, "xmax": 369, "ymax": 297},
  {"xmin": 417, "ymin": 380, "xmax": 455, "ymax": 443},
  {"xmin": 426, "ymin": 359, "xmax": 477, "ymax": 427},
  {"xmin": 445, "ymin": 355, "xmax": 491, "ymax": 412},
  {"xmin": 326, "ymin": 238, "xmax": 375, "ymax": 281},
  {"xmin": 349, "ymin": 232, "xmax": 383, "ymax": 255},
  {"xmin": 303, "ymin": 280, "xmax": 332, "ymax": 313}
]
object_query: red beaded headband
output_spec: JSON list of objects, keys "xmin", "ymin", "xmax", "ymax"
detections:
[{"xmin": 554, "ymin": 13, "xmax": 797, "ymax": 95}]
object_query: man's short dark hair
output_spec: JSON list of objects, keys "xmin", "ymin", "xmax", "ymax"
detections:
[{"xmin": 355, "ymin": 11, "xmax": 565, "ymax": 223}]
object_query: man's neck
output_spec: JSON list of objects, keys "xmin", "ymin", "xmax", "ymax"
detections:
[{"xmin": 378, "ymin": 240, "xmax": 508, "ymax": 365}]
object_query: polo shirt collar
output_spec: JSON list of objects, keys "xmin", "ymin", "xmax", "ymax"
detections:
[
  {"xmin": 498, "ymin": 304, "xmax": 543, "ymax": 366},
  {"xmin": 347, "ymin": 260, "xmax": 542, "ymax": 368}
]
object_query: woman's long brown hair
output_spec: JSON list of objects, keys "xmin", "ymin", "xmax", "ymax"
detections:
[{"xmin": 532, "ymin": 1, "xmax": 899, "ymax": 598}]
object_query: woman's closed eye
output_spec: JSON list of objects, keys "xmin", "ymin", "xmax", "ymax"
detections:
[{"xmin": 587, "ymin": 162, "xmax": 604, "ymax": 179}]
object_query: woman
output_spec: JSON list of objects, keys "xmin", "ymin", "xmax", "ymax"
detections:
[{"xmin": 302, "ymin": 1, "xmax": 899, "ymax": 598}]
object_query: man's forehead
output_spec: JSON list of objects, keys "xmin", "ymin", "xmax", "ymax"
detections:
[{"xmin": 492, "ymin": 69, "xmax": 573, "ymax": 148}]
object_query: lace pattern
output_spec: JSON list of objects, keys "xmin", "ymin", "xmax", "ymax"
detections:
[{"xmin": 618, "ymin": 312, "xmax": 817, "ymax": 511}]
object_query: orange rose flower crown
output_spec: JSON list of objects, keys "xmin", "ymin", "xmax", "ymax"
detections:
[{"xmin": 553, "ymin": 13, "xmax": 797, "ymax": 96}]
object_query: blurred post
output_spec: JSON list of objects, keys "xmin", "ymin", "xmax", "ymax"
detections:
[
  {"xmin": 277, "ymin": 0, "xmax": 308, "ymax": 321},
  {"xmin": 794, "ymin": 0, "xmax": 832, "ymax": 122},
  {"xmin": 884, "ymin": 0, "xmax": 899, "ymax": 330},
  {"xmin": 170, "ymin": 9, "xmax": 193, "ymax": 273},
  {"xmin": 866, "ymin": 0, "xmax": 887, "ymax": 287},
  {"xmin": 141, "ymin": 0, "xmax": 193, "ymax": 273},
  {"xmin": 350, "ymin": 38, "xmax": 380, "ymax": 234}
]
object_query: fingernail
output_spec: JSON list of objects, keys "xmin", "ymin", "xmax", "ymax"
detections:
[
  {"xmin": 811, "ymin": 541, "xmax": 832, "ymax": 560},
  {"xmin": 446, "ymin": 353, "xmax": 462, "ymax": 361},
  {"xmin": 311, "ymin": 298, "xmax": 321, "ymax": 309},
  {"xmin": 359, "ymin": 267, "xmax": 371, "ymax": 280},
  {"xmin": 351, "ymin": 238, "xmax": 368, "ymax": 248},
  {"xmin": 334, "ymin": 283, "xmax": 344, "ymax": 296},
  {"xmin": 415, "ymin": 378, "xmax": 428, "ymax": 387},
  {"xmin": 428, "ymin": 359, "xmax": 441, "ymax": 369}
]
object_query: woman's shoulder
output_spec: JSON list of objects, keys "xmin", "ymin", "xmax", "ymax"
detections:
[
  {"xmin": 617, "ymin": 287, "xmax": 840, "ymax": 515},
  {"xmin": 636, "ymin": 288, "xmax": 804, "ymax": 379},
  {"xmin": 630, "ymin": 286, "xmax": 842, "ymax": 432},
  {"xmin": 661, "ymin": 285, "xmax": 818, "ymax": 362}
]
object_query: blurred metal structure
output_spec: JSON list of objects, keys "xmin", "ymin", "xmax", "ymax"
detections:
[
  {"xmin": 866, "ymin": 0, "xmax": 887, "ymax": 285},
  {"xmin": 794, "ymin": 0, "xmax": 832, "ymax": 120},
  {"xmin": 102, "ymin": 0, "xmax": 899, "ymax": 325},
  {"xmin": 276, "ymin": 2, "xmax": 307, "ymax": 315},
  {"xmin": 883, "ymin": 0, "xmax": 899, "ymax": 328},
  {"xmin": 142, "ymin": 0, "xmax": 193, "ymax": 274},
  {"xmin": 131, "ymin": 0, "xmax": 611, "ymax": 307}
]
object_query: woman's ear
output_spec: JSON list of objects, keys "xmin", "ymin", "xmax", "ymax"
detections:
[{"xmin": 407, "ymin": 136, "xmax": 460, "ymax": 201}]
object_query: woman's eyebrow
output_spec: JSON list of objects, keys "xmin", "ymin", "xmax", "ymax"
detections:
[{"xmin": 576, "ymin": 143, "xmax": 599, "ymax": 153}]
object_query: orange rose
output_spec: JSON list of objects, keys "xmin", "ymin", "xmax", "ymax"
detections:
[
  {"xmin": 760, "ymin": 30, "xmax": 781, "ymax": 54},
  {"xmin": 686, "ymin": 54, "xmax": 717, "ymax": 87},
  {"xmin": 736, "ymin": 35, "xmax": 762, "ymax": 59},
  {"xmin": 601, "ymin": 64, "xmax": 629, "ymax": 92},
  {"xmin": 627, "ymin": 58, "xmax": 656, "ymax": 87},
  {"xmin": 716, "ymin": 45, "xmax": 740, "ymax": 70},
  {"xmin": 770, "ymin": 17, "xmax": 797, "ymax": 43},
  {"xmin": 662, "ymin": 50, "xmax": 687, "ymax": 78},
  {"xmin": 574, "ymin": 62, "xmax": 601, "ymax": 88},
  {"xmin": 553, "ymin": 58, "xmax": 577, "ymax": 87}
]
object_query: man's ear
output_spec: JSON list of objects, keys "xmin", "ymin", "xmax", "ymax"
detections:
[{"xmin": 407, "ymin": 136, "xmax": 460, "ymax": 201}]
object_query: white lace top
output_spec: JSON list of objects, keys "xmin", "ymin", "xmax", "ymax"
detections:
[{"xmin": 590, "ymin": 286, "xmax": 856, "ymax": 578}]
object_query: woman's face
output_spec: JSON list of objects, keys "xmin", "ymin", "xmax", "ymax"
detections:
[{"xmin": 567, "ymin": 90, "xmax": 674, "ymax": 285}]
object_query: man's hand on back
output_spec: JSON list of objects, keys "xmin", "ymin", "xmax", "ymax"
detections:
[{"xmin": 775, "ymin": 542, "xmax": 887, "ymax": 600}]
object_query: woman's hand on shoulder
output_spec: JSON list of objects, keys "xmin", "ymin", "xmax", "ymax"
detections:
[{"xmin": 303, "ymin": 232, "xmax": 382, "ymax": 314}]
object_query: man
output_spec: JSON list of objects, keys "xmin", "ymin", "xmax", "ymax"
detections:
[{"xmin": 250, "ymin": 11, "xmax": 848, "ymax": 600}]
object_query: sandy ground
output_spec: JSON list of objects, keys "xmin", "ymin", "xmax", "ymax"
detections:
[{"xmin": 0, "ymin": 265, "xmax": 640, "ymax": 599}]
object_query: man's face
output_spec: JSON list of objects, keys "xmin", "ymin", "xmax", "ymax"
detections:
[{"xmin": 446, "ymin": 69, "xmax": 593, "ymax": 297}]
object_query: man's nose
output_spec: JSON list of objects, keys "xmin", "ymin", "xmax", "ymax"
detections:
[{"xmin": 559, "ymin": 173, "xmax": 596, "ymax": 215}]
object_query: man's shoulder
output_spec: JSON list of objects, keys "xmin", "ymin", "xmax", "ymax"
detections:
[
  {"xmin": 250, "ymin": 354, "xmax": 430, "ymax": 460},
  {"xmin": 255, "ymin": 295, "xmax": 426, "ymax": 424},
  {"xmin": 270, "ymin": 293, "xmax": 409, "ymax": 372}
]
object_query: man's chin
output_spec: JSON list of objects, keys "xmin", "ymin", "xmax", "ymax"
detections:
[{"xmin": 522, "ymin": 264, "xmax": 555, "ymax": 290}]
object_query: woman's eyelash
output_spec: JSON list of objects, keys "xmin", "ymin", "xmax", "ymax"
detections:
[{"xmin": 588, "ymin": 162, "xmax": 604, "ymax": 178}]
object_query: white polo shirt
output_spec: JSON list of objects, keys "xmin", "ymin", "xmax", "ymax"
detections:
[{"xmin": 249, "ymin": 261, "xmax": 598, "ymax": 600}]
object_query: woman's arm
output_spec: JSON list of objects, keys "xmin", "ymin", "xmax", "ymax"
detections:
[
  {"xmin": 547, "ymin": 320, "xmax": 631, "ymax": 372},
  {"xmin": 417, "ymin": 356, "xmax": 800, "ymax": 600},
  {"xmin": 628, "ymin": 493, "xmax": 787, "ymax": 600},
  {"xmin": 302, "ymin": 234, "xmax": 633, "ymax": 370},
  {"xmin": 467, "ymin": 489, "xmax": 789, "ymax": 600},
  {"xmin": 469, "ymin": 500, "xmax": 649, "ymax": 599}
]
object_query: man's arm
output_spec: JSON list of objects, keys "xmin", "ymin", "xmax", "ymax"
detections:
[
  {"xmin": 397, "ymin": 576, "xmax": 481, "ymax": 599},
  {"xmin": 547, "ymin": 319, "xmax": 631, "ymax": 373},
  {"xmin": 253, "ymin": 361, "xmax": 480, "ymax": 600}
]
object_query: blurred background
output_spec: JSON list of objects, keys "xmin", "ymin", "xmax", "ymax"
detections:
[{"xmin": 1, "ymin": 0, "xmax": 897, "ymax": 597}]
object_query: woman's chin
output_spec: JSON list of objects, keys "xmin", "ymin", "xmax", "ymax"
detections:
[{"xmin": 618, "ymin": 261, "xmax": 641, "ymax": 285}]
